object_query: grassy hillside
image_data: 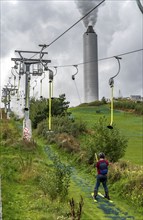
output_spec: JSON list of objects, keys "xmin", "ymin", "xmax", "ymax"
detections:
[
  {"xmin": 1, "ymin": 104, "xmax": 143, "ymax": 220},
  {"xmin": 0, "ymin": 120, "xmax": 72, "ymax": 220},
  {"xmin": 70, "ymin": 105, "xmax": 143, "ymax": 165}
]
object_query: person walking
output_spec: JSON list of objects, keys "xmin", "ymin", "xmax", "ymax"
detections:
[{"xmin": 94, "ymin": 152, "xmax": 110, "ymax": 200}]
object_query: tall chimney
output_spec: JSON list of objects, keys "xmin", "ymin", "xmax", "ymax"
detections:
[{"xmin": 83, "ymin": 25, "xmax": 99, "ymax": 103}]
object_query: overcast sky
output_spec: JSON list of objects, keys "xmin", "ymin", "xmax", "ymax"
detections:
[{"xmin": 0, "ymin": 0, "xmax": 143, "ymax": 111}]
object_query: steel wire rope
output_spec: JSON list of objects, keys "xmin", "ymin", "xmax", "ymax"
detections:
[
  {"xmin": 16, "ymin": 0, "xmax": 105, "ymax": 63},
  {"xmin": 39, "ymin": 0, "xmax": 105, "ymax": 52},
  {"xmin": 9, "ymin": 0, "xmax": 142, "ymax": 74},
  {"xmin": 13, "ymin": 48, "xmax": 142, "ymax": 101},
  {"xmin": 8, "ymin": 0, "xmax": 142, "ymax": 116},
  {"xmin": 38, "ymin": 0, "xmax": 105, "ymax": 71},
  {"xmin": 13, "ymin": 0, "xmax": 141, "ymax": 69},
  {"xmin": 136, "ymin": 0, "xmax": 143, "ymax": 13},
  {"xmin": 48, "ymin": 48, "xmax": 143, "ymax": 68}
]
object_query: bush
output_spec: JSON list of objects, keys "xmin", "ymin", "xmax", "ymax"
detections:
[
  {"xmin": 113, "ymin": 100, "xmax": 143, "ymax": 115},
  {"xmin": 88, "ymin": 101, "xmax": 104, "ymax": 106},
  {"xmin": 50, "ymin": 116, "xmax": 86, "ymax": 137},
  {"xmin": 36, "ymin": 116, "xmax": 87, "ymax": 139},
  {"xmin": 135, "ymin": 104, "xmax": 143, "ymax": 115},
  {"xmin": 78, "ymin": 99, "xmax": 107, "ymax": 107},
  {"xmin": 38, "ymin": 153, "xmax": 71, "ymax": 201},
  {"xmin": 56, "ymin": 133, "xmax": 80, "ymax": 153},
  {"xmin": 36, "ymin": 116, "xmax": 86, "ymax": 152},
  {"xmin": 108, "ymin": 163, "xmax": 123, "ymax": 183},
  {"xmin": 109, "ymin": 161, "xmax": 143, "ymax": 209},
  {"xmin": 82, "ymin": 116, "xmax": 128, "ymax": 163}
]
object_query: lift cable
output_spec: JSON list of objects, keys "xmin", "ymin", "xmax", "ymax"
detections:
[
  {"xmin": 38, "ymin": 0, "xmax": 105, "ymax": 52},
  {"xmin": 38, "ymin": 0, "xmax": 105, "ymax": 69},
  {"xmin": 136, "ymin": 0, "xmax": 143, "ymax": 13},
  {"xmin": 18, "ymin": 0, "xmax": 141, "ymax": 67},
  {"xmin": 48, "ymin": 48, "xmax": 143, "ymax": 68}
]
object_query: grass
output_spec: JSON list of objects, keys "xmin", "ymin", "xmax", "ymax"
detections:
[
  {"xmin": 1, "ymin": 126, "xmax": 108, "ymax": 220},
  {"xmin": 51, "ymin": 144, "xmax": 143, "ymax": 220},
  {"xmin": 70, "ymin": 105, "xmax": 143, "ymax": 165},
  {"xmin": 1, "ymin": 105, "xmax": 143, "ymax": 220},
  {"xmin": 0, "ymin": 121, "xmax": 70, "ymax": 220}
]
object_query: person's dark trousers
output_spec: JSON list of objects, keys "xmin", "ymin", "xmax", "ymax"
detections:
[{"xmin": 94, "ymin": 174, "xmax": 109, "ymax": 198}]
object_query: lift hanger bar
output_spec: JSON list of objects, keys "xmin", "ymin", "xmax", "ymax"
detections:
[{"xmin": 72, "ymin": 65, "xmax": 78, "ymax": 80}]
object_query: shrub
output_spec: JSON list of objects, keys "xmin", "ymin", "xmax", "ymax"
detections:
[
  {"xmin": 18, "ymin": 153, "xmax": 33, "ymax": 172},
  {"xmin": 17, "ymin": 139, "xmax": 37, "ymax": 151},
  {"xmin": 108, "ymin": 163, "xmax": 123, "ymax": 183},
  {"xmin": 56, "ymin": 133, "xmax": 80, "ymax": 153},
  {"xmin": 36, "ymin": 116, "xmax": 87, "ymax": 142},
  {"xmin": 1, "ymin": 120, "xmax": 21, "ymax": 145},
  {"xmin": 36, "ymin": 116, "xmax": 86, "ymax": 152},
  {"xmin": 88, "ymin": 100, "xmax": 104, "ymax": 106},
  {"xmin": 38, "ymin": 153, "xmax": 71, "ymax": 201},
  {"xmin": 1, "ymin": 127, "xmax": 12, "ymax": 140},
  {"xmin": 109, "ymin": 161, "xmax": 143, "ymax": 209},
  {"xmin": 1, "ymin": 159, "xmax": 19, "ymax": 182},
  {"xmin": 78, "ymin": 99, "xmax": 107, "ymax": 107},
  {"xmin": 135, "ymin": 104, "xmax": 143, "ymax": 115},
  {"xmin": 113, "ymin": 100, "xmax": 143, "ymax": 115},
  {"xmin": 36, "ymin": 120, "xmax": 48, "ymax": 137},
  {"xmin": 82, "ymin": 116, "xmax": 128, "ymax": 163},
  {"xmin": 51, "ymin": 116, "xmax": 86, "ymax": 137}
]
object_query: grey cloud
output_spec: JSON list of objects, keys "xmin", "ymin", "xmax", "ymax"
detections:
[
  {"xmin": 1, "ymin": 0, "xmax": 143, "ymax": 107},
  {"xmin": 1, "ymin": 1, "xmax": 77, "ymax": 57}
]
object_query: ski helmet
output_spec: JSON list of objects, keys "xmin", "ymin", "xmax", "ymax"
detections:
[{"xmin": 99, "ymin": 152, "xmax": 105, "ymax": 159}]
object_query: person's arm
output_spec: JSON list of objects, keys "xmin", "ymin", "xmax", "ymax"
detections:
[
  {"xmin": 107, "ymin": 160, "xmax": 109, "ymax": 166},
  {"xmin": 96, "ymin": 161, "xmax": 100, "ymax": 168}
]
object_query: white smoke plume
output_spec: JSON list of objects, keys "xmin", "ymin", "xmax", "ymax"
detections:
[{"xmin": 74, "ymin": 0, "xmax": 102, "ymax": 27}]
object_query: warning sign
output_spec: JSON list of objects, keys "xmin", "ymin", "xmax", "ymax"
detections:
[{"xmin": 23, "ymin": 119, "xmax": 32, "ymax": 141}]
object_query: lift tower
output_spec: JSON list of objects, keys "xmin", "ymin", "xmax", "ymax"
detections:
[{"xmin": 11, "ymin": 50, "xmax": 51, "ymax": 140}]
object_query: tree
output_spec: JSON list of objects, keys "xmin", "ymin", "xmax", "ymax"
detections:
[
  {"xmin": 101, "ymin": 96, "xmax": 107, "ymax": 104},
  {"xmin": 30, "ymin": 94, "xmax": 71, "ymax": 128},
  {"xmin": 51, "ymin": 94, "xmax": 70, "ymax": 116}
]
